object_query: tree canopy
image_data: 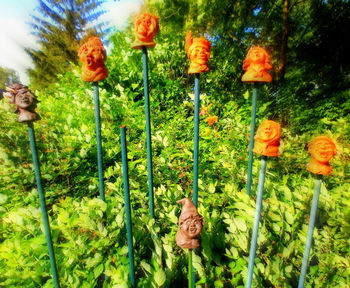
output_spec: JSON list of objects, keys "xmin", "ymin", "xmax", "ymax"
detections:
[
  {"xmin": 26, "ymin": 0, "xmax": 108, "ymax": 90},
  {"xmin": 0, "ymin": 66, "xmax": 20, "ymax": 89}
]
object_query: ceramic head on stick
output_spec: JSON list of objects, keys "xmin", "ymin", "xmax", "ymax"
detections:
[
  {"xmin": 307, "ymin": 136, "xmax": 336, "ymax": 175},
  {"xmin": 131, "ymin": 12, "xmax": 159, "ymax": 49},
  {"xmin": 78, "ymin": 37, "xmax": 108, "ymax": 82},
  {"xmin": 5, "ymin": 83, "xmax": 40, "ymax": 123},
  {"xmin": 253, "ymin": 120, "xmax": 281, "ymax": 157},
  {"xmin": 185, "ymin": 31, "xmax": 211, "ymax": 74},
  {"xmin": 176, "ymin": 198, "xmax": 203, "ymax": 250},
  {"xmin": 242, "ymin": 46, "xmax": 272, "ymax": 83}
]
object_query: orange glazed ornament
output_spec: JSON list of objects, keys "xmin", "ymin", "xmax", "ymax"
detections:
[
  {"xmin": 242, "ymin": 47, "xmax": 272, "ymax": 83},
  {"xmin": 253, "ymin": 120, "xmax": 281, "ymax": 157},
  {"xmin": 131, "ymin": 13, "xmax": 159, "ymax": 49},
  {"xmin": 307, "ymin": 136, "xmax": 336, "ymax": 175},
  {"xmin": 78, "ymin": 37, "xmax": 108, "ymax": 82},
  {"xmin": 185, "ymin": 31, "xmax": 211, "ymax": 74}
]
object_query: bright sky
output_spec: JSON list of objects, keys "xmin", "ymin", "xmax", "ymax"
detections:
[{"xmin": 0, "ymin": 0, "xmax": 143, "ymax": 85}]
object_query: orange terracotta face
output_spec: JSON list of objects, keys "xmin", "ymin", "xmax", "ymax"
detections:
[
  {"xmin": 185, "ymin": 31, "xmax": 211, "ymax": 74},
  {"xmin": 242, "ymin": 46, "xmax": 272, "ymax": 83},
  {"xmin": 131, "ymin": 13, "xmax": 159, "ymax": 49},
  {"xmin": 253, "ymin": 120, "xmax": 281, "ymax": 157},
  {"xmin": 78, "ymin": 37, "xmax": 108, "ymax": 82},
  {"xmin": 309, "ymin": 136, "xmax": 336, "ymax": 164}
]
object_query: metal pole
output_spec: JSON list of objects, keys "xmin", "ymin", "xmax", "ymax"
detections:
[
  {"xmin": 246, "ymin": 156, "xmax": 268, "ymax": 288},
  {"xmin": 191, "ymin": 73, "xmax": 200, "ymax": 287},
  {"xmin": 246, "ymin": 85, "xmax": 258, "ymax": 196},
  {"xmin": 27, "ymin": 122, "xmax": 60, "ymax": 288},
  {"xmin": 297, "ymin": 176, "xmax": 322, "ymax": 288},
  {"xmin": 193, "ymin": 74, "xmax": 200, "ymax": 207},
  {"xmin": 120, "ymin": 126, "xmax": 136, "ymax": 287},
  {"xmin": 142, "ymin": 46, "xmax": 154, "ymax": 218},
  {"xmin": 93, "ymin": 82, "xmax": 105, "ymax": 201},
  {"xmin": 188, "ymin": 250, "xmax": 193, "ymax": 288}
]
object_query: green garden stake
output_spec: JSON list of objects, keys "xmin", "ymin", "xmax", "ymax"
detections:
[
  {"xmin": 5, "ymin": 84, "xmax": 60, "ymax": 288},
  {"xmin": 297, "ymin": 176, "xmax": 322, "ymax": 288},
  {"xmin": 192, "ymin": 73, "xmax": 200, "ymax": 288},
  {"xmin": 28, "ymin": 122, "xmax": 60, "ymax": 288},
  {"xmin": 298, "ymin": 135, "xmax": 336, "ymax": 288},
  {"xmin": 120, "ymin": 126, "xmax": 136, "ymax": 287},
  {"xmin": 131, "ymin": 12, "xmax": 159, "ymax": 219},
  {"xmin": 241, "ymin": 46, "xmax": 273, "ymax": 196},
  {"xmin": 142, "ymin": 47, "xmax": 155, "ymax": 218},
  {"xmin": 245, "ymin": 120, "xmax": 281, "ymax": 288},
  {"xmin": 246, "ymin": 156, "xmax": 267, "ymax": 288},
  {"xmin": 193, "ymin": 74, "xmax": 200, "ymax": 207},
  {"xmin": 246, "ymin": 85, "xmax": 258, "ymax": 196},
  {"xmin": 188, "ymin": 250, "xmax": 193, "ymax": 288},
  {"xmin": 93, "ymin": 82, "xmax": 105, "ymax": 201}
]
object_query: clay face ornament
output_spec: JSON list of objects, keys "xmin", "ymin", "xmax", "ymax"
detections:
[
  {"xmin": 307, "ymin": 136, "xmax": 336, "ymax": 175},
  {"xmin": 5, "ymin": 83, "xmax": 40, "ymax": 123},
  {"xmin": 176, "ymin": 198, "xmax": 203, "ymax": 250},
  {"xmin": 131, "ymin": 13, "xmax": 159, "ymax": 49},
  {"xmin": 253, "ymin": 120, "xmax": 281, "ymax": 157},
  {"xmin": 185, "ymin": 31, "xmax": 211, "ymax": 74},
  {"xmin": 242, "ymin": 47, "xmax": 272, "ymax": 83},
  {"xmin": 78, "ymin": 37, "xmax": 108, "ymax": 82}
]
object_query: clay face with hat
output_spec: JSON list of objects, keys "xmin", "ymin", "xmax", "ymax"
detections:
[{"xmin": 176, "ymin": 198, "xmax": 203, "ymax": 250}]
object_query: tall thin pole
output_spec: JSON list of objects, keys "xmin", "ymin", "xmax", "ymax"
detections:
[
  {"xmin": 193, "ymin": 74, "xmax": 200, "ymax": 207},
  {"xmin": 246, "ymin": 156, "xmax": 267, "ymax": 288},
  {"xmin": 93, "ymin": 82, "xmax": 105, "ymax": 201},
  {"xmin": 188, "ymin": 250, "xmax": 193, "ymax": 288},
  {"xmin": 142, "ymin": 46, "xmax": 154, "ymax": 218},
  {"xmin": 191, "ymin": 73, "xmax": 200, "ymax": 287},
  {"xmin": 246, "ymin": 85, "xmax": 258, "ymax": 196},
  {"xmin": 297, "ymin": 176, "xmax": 322, "ymax": 288},
  {"xmin": 120, "ymin": 126, "xmax": 136, "ymax": 287},
  {"xmin": 27, "ymin": 122, "xmax": 60, "ymax": 288}
]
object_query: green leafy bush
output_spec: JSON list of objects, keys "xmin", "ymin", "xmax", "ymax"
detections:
[{"xmin": 1, "ymin": 18, "xmax": 349, "ymax": 288}]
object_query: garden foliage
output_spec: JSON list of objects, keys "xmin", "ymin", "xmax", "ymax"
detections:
[{"xmin": 1, "ymin": 0, "xmax": 350, "ymax": 287}]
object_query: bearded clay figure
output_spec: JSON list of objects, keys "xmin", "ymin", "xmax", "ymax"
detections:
[
  {"xmin": 176, "ymin": 198, "xmax": 203, "ymax": 250},
  {"xmin": 307, "ymin": 136, "xmax": 336, "ymax": 175},
  {"xmin": 5, "ymin": 83, "xmax": 40, "ymax": 122},
  {"xmin": 242, "ymin": 47, "xmax": 272, "ymax": 83},
  {"xmin": 131, "ymin": 13, "xmax": 159, "ymax": 49},
  {"xmin": 253, "ymin": 120, "xmax": 281, "ymax": 157},
  {"xmin": 78, "ymin": 37, "xmax": 108, "ymax": 82},
  {"xmin": 185, "ymin": 31, "xmax": 211, "ymax": 74}
]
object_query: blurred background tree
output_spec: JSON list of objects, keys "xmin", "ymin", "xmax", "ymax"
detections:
[
  {"xmin": 0, "ymin": 66, "xmax": 20, "ymax": 90},
  {"xmin": 26, "ymin": 0, "xmax": 109, "ymax": 90}
]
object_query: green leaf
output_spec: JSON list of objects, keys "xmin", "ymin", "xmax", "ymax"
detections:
[
  {"xmin": 93, "ymin": 264, "xmax": 104, "ymax": 278},
  {"xmin": 154, "ymin": 269, "xmax": 166, "ymax": 286}
]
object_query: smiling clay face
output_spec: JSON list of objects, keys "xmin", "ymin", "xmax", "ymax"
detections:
[
  {"xmin": 309, "ymin": 136, "xmax": 336, "ymax": 163},
  {"xmin": 242, "ymin": 46, "xmax": 272, "ymax": 83},
  {"xmin": 176, "ymin": 198, "xmax": 203, "ymax": 249},
  {"xmin": 309, "ymin": 138, "xmax": 335, "ymax": 163},
  {"xmin": 185, "ymin": 32, "xmax": 211, "ymax": 74},
  {"xmin": 253, "ymin": 120, "xmax": 281, "ymax": 157},
  {"xmin": 179, "ymin": 213, "xmax": 202, "ymax": 238}
]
